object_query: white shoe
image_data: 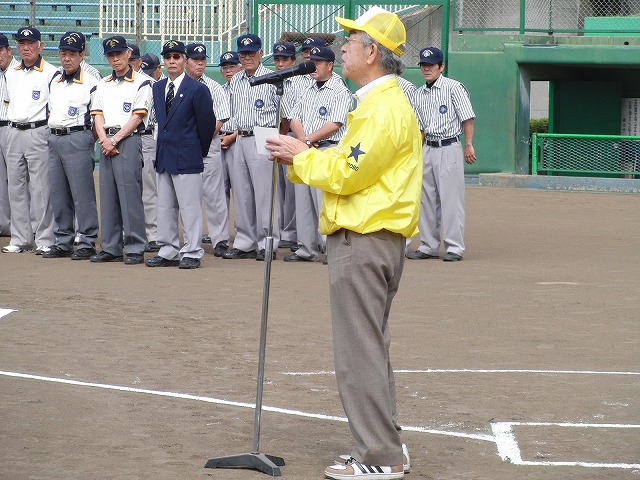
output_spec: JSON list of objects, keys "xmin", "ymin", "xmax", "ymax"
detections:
[
  {"xmin": 2, "ymin": 244, "xmax": 25, "ymax": 253},
  {"xmin": 325, "ymin": 459, "xmax": 404, "ymax": 480},
  {"xmin": 336, "ymin": 444, "xmax": 410, "ymax": 473},
  {"xmin": 35, "ymin": 245, "xmax": 52, "ymax": 255}
]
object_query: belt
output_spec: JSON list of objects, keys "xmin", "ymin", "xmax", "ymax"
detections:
[
  {"xmin": 50, "ymin": 125, "xmax": 91, "ymax": 136},
  {"xmin": 220, "ymin": 130, "xmax": 234, "ymax": 135},
  {"xmin": 0, "ymin": 121, "xmax": 9, "ymax": 127},
  {"xmin": 316, "ymin": 140, "xmax": 339, "ymax": 148},
  {"xmin": 425, "ymin": 136, "xmax": 458, "ymax": 148},
  {"xmin": 237, "ymin": 129, "xmax": 254, "ymax": 137},
  {"xmin": 9, "ymin": 119, "xmax": 48, "ymax": 130},
  {"xmin": 140, "ymin": 128, "xmax": 154, "ymax": 136},
  {"xmin": 105, "ymin": 127, "xmax": 138, "ymax": 137}
]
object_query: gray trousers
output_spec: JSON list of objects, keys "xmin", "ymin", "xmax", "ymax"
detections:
[
  {"xmin": 221, "ymin": 140, "xmax": 233, "ymax": 211},
  {"xmin": 292, "ymin": 182, "xmax": 323, "ymax": 261},
  {"xmin": 417, "ymin": 142, "xmax": 465, "ymax": 256},
  {"xmin": 48, "ymin": 130, "xmax": 98, "ymax": 251},
  {"xmin": 141, "ymin": 133, "xmax": 158, "ymax": 243},
  {"xmin": 0, "ymin": 126, "xmax": 11, "ymax": 235},
  {"xmin": 98, "ymin": 135, "xmax": 146, "ymax": 256},
  {"xmin": 202, "ymin": 134, "xmax": 230, "ymax": 246},
  {"xmin": 5, "ymin": 125, "xmax": 55, "ymax": 248},
  {"xmin": 327, "ymin": 228, "xmax": 405, "ymax": 466},
  {"xmin": 156, "ymin": 171, "xmax": 204, "ymax": 260},
  {"xmin": 228, "ymin": 135, "xmax": 280, "ymax": 251},
  {"xmin": 278, "ymin": 163, "xmax": 296, "ymax": 243}
]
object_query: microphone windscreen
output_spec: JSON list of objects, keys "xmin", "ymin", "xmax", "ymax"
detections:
[{"xmin": 300, "ymin": 61, "xmax": 317, "ymax": 74}]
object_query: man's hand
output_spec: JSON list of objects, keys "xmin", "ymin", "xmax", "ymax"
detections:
[
  {"xmin": 464, "ymin": 144, "xmax": 476, "ymax": 165},
  {"xmin": 265, "ymin": 134, "xmax": 309, "ymax": 165}
]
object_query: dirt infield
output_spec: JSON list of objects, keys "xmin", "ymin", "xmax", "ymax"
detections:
[{"xmin": 1, "ymin": 186, "xmax": 639, "ymax": 480}]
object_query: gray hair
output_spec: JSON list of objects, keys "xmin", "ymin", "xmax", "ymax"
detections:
[{"xmin": 361, "ymin": 32, "xmax": 404, "ymax": 75}]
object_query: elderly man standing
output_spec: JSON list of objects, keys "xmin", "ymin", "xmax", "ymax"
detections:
[
  {"xmin": 90, "ymin": 36, "xmax": 152, "ymax": 265},
  {"xmin": 145, "ymin": 40, "xmax": 214, "ymax": 269},
  {"xmin": 2, "ymin": 27, "xmax": 57, "ymax": 254},
  {"xmin": 266, "ymin": 7, "xmax": 421, "ymax": 479}
]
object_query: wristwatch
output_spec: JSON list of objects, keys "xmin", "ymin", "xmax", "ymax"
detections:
[{"xmin": 305, "ymin": 138, "xmax": 313, "ymax": 148}]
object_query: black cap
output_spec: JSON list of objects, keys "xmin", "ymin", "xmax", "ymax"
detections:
[
  {"xmin": 0, "ymin": 34, "xmax": 9, "ymax": 48},
  {"xmin": 273, "ymin": 41, "xmax": 295, "ymax": 58},
  {"xmin": 161, "ymin": 40, "xmax": 186, "ymax": 56},
  {"xmin": 308, "ymin": 46, "xmax": 335, "ymax": 63},
  {"xmin": 15, "ymin": 27, "xmax": 41, "ymax": 42},
  {"xmin": 237, "ymin": 34, "xmax": 262, "ymax": 53},
  {"xmin": 140, "ymin": 53, "xmax": 160, "ymax": 74},
  {"xmin": 103, "ymin": 35, "xmax": 129, "ymax": 55},
  {"xmin": 58, "ymin": 31, "xmax": 85, "ymax": 52},
  {"xmin": 218, "ymin": 51, "xmax": 240, "ymax": 66},
  {"xmin": 128, "ymin": 44, "xmax": 141, "ymax": 59},
  {"xmin": 186, "ymin": 43, "xmax": 207, "ymax": 59}
]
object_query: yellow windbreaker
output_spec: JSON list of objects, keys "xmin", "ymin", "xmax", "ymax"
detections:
[{"xmin": 288, "ymin": 76, "xmax": 422, "ymax": 237}]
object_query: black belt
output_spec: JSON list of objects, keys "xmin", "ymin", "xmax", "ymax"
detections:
[
  {"xmin": 50, "ymin": 125, "xmax": 91, "ymax": 136},
  {"xmin": 9, "ymin": 119, "xmax": 48, "ymax": 130},
  {"xmin": 105, "ymin": 127, "xmax": 138, "ymax": 137},
  {"xmin": 237, "ymin": 129, "xmax": 254, "ymax": 137},
  {"xmin": 140, "ymin": 128, "xmax": 154, "ymax": 136},
  {"xmin": 0, "ymin": 121, "xmax": 9, "ymax": 127},
  {"xmin": 316, "ymin": 140, "xmax": 339, "ymax": 148},
  {"xmin": 425, "ymin": 136, "xmax": 458, "ymax": 148},
  {"xmin": 220, "ymin": 130, "xmax": 234, "ymax": 135}
]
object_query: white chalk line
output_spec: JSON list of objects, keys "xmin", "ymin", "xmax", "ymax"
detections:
[
  {"xmin": 0, "ymin": 370, "xmax": 492, "ymax": 442},
  {"xmin": 0, "ymin": 308, "xmax": 15, "ymax": 319},
  {"xmin": 283, "ymin": 368, "xmax": 640, "ymax": 376},
  {"xmin": 491, "ymin": 422, "xmax": 640, "ymax": 469}
]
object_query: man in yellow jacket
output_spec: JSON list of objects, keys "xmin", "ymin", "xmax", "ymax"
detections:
[{"xmin": 266, "ymin": 7, "xmax": 421, "ymax": 479}]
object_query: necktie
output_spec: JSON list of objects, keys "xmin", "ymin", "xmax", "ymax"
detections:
[{"xmin": 166, "ymin": 82, "xmax": 174, "ymax": 113}]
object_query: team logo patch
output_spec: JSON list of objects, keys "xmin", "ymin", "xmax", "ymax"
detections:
[
  {"xmin": 123, "ymin": 102, "xmax": 132, "ymax": 113},
  {"xmin": 241, "ymin": 37, "xmax": 254, "ymax": 46},
  {"xmin": 32, "ymin": 90, "xmax": 40, "ymax": 100},
  {"xmin": 68, "ymin": 106, "xmax": 78, "ymax": 116},
  {"xmin": 318, "ymin": 106, "xmax": 327, "ymax": 116},
  {"xmin": 254, "ymin": 99, "xmax": 264, "ymax": 109},
  {"xmin": 439, "ymin": 105, "xmax": 448, "ymax": 114}
]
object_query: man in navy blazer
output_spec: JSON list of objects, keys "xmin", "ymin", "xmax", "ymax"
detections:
[{"xmin": 145, "ymin": 40, "xmax": 215, "ymax": 269}]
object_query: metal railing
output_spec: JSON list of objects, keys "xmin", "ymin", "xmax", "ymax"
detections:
[
  {"xmin": 532, "ymin": 133, "xmax": 640, "ymax": 178},
  {"xmin": 454, "ymin": 0, "xmax": 640, "ymax": 34}
]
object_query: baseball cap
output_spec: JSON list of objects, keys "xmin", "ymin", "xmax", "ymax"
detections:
[
  {"xmin": 299, "ymin": 37, "xmax": 325, "ymax": 51},
  {"xmin": 218, "ymin": 51, "xmax": 240, "ymax": 66},
  {"xmin": 161, "ymin": 39, "xmax": 186, "ymax": 56},
  {"xmin": 336, "ymin": 6, "xmax": 406, "ymax": 56},
  {"xmin": 58, "ymin": 31, "xmax": 85, "ymax": 52},
  {"xmin": 140, "ymin": 53, "xmax": 160, "ymax": 74},
  {"xmin": 103, "ymin": 35, "xmax": 128, "ymax": 55},
  {"xmin": 0, "ymin": 34, "xmax": 9, "ymax": 48},
  {"xmin": 15, "ymin": 26, "xmax": 41, "ymax": 42},
  {"xmin": 128, "ymin": 44, "xmax": 141, "ymax": 59},
  {"xmin": 186, "ymin": 43, "xmax": 207, "ymax": 59},
  {"xmin": 308, "ymin": 46, "xmax": 335, "ymax": 63},
  {"xmin": 418, "ymin": 47, "xmax": 443, "ymax": 65},
  {"xmin": 237, "ymin": 34, "xmax": 262, "ymax": 53},
  {"xmin": 273, "ymin": 41, "xmax": 295, "ymax": 58}
]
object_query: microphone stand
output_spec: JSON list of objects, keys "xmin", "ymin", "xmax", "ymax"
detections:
[{"xmin": 204, "ymin": 80, "xmax": 286, "ymax": 476}]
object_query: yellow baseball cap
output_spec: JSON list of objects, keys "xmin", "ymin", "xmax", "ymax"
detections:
[{"xmin": 336, "ymin": 6, "xmax": 406, "ymax": 56}]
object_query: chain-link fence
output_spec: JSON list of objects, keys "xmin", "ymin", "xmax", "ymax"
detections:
[
  {"xmin": 455, "ymin": 0, "xmax": 640, "ymax": 34},
  {"xmin": 532, "ymin": 133, "xmax": 640, "ymax": 178}
]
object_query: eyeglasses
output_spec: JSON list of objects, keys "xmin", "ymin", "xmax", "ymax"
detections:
[
  {"xmin": 238, "ymin": 51, "xmax": 258, "ymax": 58},
  {"xmin": 343, "ymin": 36, "xmax": 365, "ymax": 46},
  {"xmin": 163, "ymin": 53, "xmax": 183, "ymax": 60}
]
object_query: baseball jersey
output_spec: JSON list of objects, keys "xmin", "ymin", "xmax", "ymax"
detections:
[
  {"xmin": 229, "ymin": 64, "xmax": 278, "ymax": 130},
  {"xmin": 413, "ymin": 75, "xmax": 475, "ymax": 139},
  {"xmin": 90, "ymin": 67, "xmax": 152, "ymax": 129},
  {"xmin": 198, "ymin": 75, "xmax": 231, "ymax": 123},
  {"xmin": 3, "ymin": 56, "xmax": 58, "ymax": 123},
  {"xmin": 48, "ymin": 68, "xmax": 98, "ymax": 128},
  {"xmin": 0, "ymin": 57, "xmax": 20, "ymax": 121}
]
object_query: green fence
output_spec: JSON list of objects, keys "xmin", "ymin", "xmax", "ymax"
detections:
[{"xmin": 532, "ymin": 133, "xmax": 640, "ymax": 178}]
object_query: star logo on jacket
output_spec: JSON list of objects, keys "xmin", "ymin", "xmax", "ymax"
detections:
[
  {"xmin": 32, "ymin": 90, "xmax": 40, "ymax": 100},
  {"xmin": 348, "ymin": 143, "xmax": 365, "ymax": 162},
  {"xmin": 123, "ymin": 102, "xmax": 131, "ymax": 113}
]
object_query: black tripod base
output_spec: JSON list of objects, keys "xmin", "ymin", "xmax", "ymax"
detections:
[{"xmin": 204, "ymin": 452, "xmax": 285, "ymax": 476}]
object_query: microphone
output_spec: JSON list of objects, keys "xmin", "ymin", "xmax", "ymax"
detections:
[{"xmin": 249, "ymin": 61, "xmax": 316, "ymax": 87}]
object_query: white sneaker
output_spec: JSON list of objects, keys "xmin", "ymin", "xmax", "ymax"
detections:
[
  {"xmin": 35, "ymin": 245, "xmax": 52, "ymax": 255},
  {"xmin": 2, "ymin": 244, "xmax": 24, "ymax": 253},
  {"xmin": 336, "ymin": 444, "xmax": 410, "ymax": 473},
  {"xmin": 325, "ymin": 459, "xmax": 404, "ymax": 480}
]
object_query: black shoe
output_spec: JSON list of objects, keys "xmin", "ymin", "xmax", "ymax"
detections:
[
  {"xmin": 289, "ymin": 244, "xmax": 300, "ymax": 252},
  {"xmin": 442, "ymin": 252, "xmax": 463, "ymax": 262},
  {"xmin": 213, "ymin": 241, "xmax": 229, "ymax": 257},
  {"xmin": 222, "ymin": 248, "xmax": 257, "ymax": 259},
  {"xmin": 124, "ymin": 253, "xmax": 144, "ymax": 265},
  {"xmin": 90, "ymin": 251, "xmax": 124, "ymax": 263},
  {"xmin": 145, "ymin": 255, "xmax": 179, "ymax": 267},
  {"xmin": 202, "ymin": 236, "xmax": 212, "ymax": 244},
  {"xmin": 256, "ymin": 249, "xmax": 276, "ymax": 261},
  {"xmin": 144, "ymin": 241, "xmax": 161, "ymax": 252},
  {"xmin": 71, "ymin": 247, "xmax": 96, "ymax": 260},
  {"xmin": 283, "ymin": 253, "xmax": 313, "ymax": 262},
  {"xmin": 42, "ymin": 246, "xmax": 72, "ymax": 258},
  {"xmin": 179, "ymin": 257, "xmax": 200, "ymax": 269},
  {"xmin": 278, "ymin": 240, "xmax": 297, "ymax": 249},
  {"xmin": 405, "ymin": 250, "xmax": 439, "ymax": 260}
]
